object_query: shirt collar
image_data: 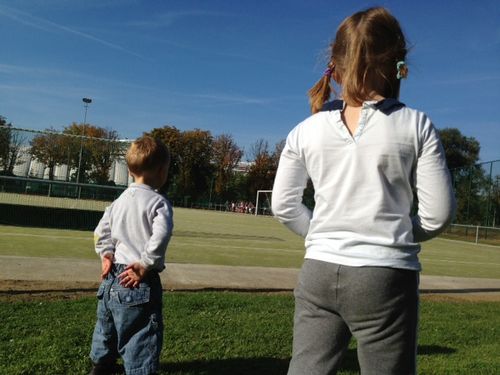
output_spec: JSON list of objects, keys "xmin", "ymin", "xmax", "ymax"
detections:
[
  {"xmin": 129, "ymin": 182, "xmax": 155, "ymax": 191},
  {"xmin": 321, "ymin": 98, "xmax": 405, "ymax": 115}
]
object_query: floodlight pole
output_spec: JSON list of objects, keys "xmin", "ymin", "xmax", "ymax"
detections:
[{"xmin": 76, "ymin": 97, "xmax": 92, "ymax": 185}]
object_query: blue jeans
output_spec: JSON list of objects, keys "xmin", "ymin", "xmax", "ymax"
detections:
[{"xmin": 90, "ymin": 264, "xmax": 163, "ymax": 375}]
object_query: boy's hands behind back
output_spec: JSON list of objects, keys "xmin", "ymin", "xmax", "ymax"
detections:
[
  {"xmin": 101, "ymin": 254, "xmax": 113, "ymax": 280},
  {"xmin": 118, "ymin": 263, "xmax": 147, "ymax": 288}
]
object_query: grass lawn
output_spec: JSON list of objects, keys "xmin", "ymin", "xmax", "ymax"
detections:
[
  {"xmin": 1, "ymin": 207, "xmax": 500, "ymax": 278},
  {"xmin": 0, "ymin": 292, "xmax": 498, "ymax": 375}
]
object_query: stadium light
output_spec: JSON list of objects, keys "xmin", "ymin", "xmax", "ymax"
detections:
[{"xmin": 76, "ymin": 97, "xmax": 92, "ymax": 185}]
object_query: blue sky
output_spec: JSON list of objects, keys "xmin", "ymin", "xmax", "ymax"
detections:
[{"xmin": 1, "ymin": 0, "xmax": 499, "ymax": 162}]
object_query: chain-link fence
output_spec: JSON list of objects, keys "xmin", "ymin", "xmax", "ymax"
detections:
[
  {"xmin": 442, "ymin": 223, "xmax": 500, "ymax": 246},
  {"xmin": 0, "ymin": 125, "xmax": 131, "ymax": 186},
  {"xmin": 0, "ymin": 125, "xmax": 132, "ymax": 229}
]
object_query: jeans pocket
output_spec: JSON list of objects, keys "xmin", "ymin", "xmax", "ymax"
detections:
[
  {"xmin": 114, "ymin": 285, "xmax": 151, "ymax": 306},
  {"xmin": 96, "ymin": 282, "xmax": 106, "ymax": 299}
]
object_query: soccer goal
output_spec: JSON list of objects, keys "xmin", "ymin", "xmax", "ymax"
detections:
[{"xmin": 255, "ymin": 190, "xmax": 273, "ymax": 216}]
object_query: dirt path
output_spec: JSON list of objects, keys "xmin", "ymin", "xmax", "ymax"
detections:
[{"xmin": 1, "ymin": 255, "xmax": 500, "ymax": 301}]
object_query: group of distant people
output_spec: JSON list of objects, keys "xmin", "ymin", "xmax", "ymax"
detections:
[{"xmin": 227, "ymin": 201, "xmax": 255, "ymax": 214}]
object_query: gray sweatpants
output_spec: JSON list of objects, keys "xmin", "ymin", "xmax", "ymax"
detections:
[{"xmin": 288, "ymin": 259, "xmax": 419, "ymax": 375}]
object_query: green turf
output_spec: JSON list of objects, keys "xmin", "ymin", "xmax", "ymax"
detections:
[
  {"xmin": 1, "ymin": 207, "xmax": 499, "ymax": 278},
  {"xmin": 0, "ymin": 292, "xmax": 498, "ymax": 374},
  {"xmin": 0, "ymin": 191, "xmax": 109, "ymax": 211}
]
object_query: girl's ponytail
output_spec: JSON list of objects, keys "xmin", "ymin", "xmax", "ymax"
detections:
[
  {"xmin": 311, "ymin": 7, "xmax": 408, "ymax": 111},
  {"xmin": 308, "ymin": 63, "xmax": 335, "ymax": 114}
]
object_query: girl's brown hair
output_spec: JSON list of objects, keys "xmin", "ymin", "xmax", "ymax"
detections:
[
  {"xmin": 126, "ymin": 136, "xmax": 170, "ymax": 175},
  {"xmin": 309, "ymin": 7, "xmax": 409, "ymax": 113}
]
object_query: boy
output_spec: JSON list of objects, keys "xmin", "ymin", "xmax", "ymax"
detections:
[{"xmin": 89, "ymin": 136, "xmax": 173, "ymax": 375}]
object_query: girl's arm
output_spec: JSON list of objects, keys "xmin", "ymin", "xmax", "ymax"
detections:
[
  {"xmin": 412, "ymin": 117, "xmax": 456, "ymax": 242},
  {"xmin": 272, "ymin": 128, "xmax": 312, "ymax": 237}
]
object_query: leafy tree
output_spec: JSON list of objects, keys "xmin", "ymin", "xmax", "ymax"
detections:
[
  {"xmin": 148, "ymin": 126, "xmax": 213, "ymax": 203},
  {"xmin": 179, "ymin": 129, "xmax": 213, "ymax": 202},
  {"xmin": 86, "ymin": 127, "xmax": 121, "ymax": 185},
  {"xmin": 149, "ymin": 126, "xmax": 183, "ymax": 194},
  {"xmin": 62, "ymin": 123, "xmax": 120, "ymax": 184},
  {"xmin": 439, "ymin": 128, "xmax": 480, "ymax": 170},
  {"xmin": 30, "ymin": 129, "xmax": 69, "ymax": 180},
  {"xmin": 246, "ymin": 139, "xmax": 279, "ymax": 200},
  {"xmin": 212, "ymin": 134, "xmax": 243, "ymax": 200},
  {"xmin": 0, "ymin": 116, "xmax": 11, "ymax": 173},
  {"xmin": 438, "ymin": 128, "xmax": 485, "ymax": 225},
  {"xmin": 0, "ymin": 116, "xmax": 25, "ymax": 175}
]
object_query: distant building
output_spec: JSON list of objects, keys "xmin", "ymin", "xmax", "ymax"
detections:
[
  {"xmin": 233, "ymin": 161, "xmax": 253, "ymax": 174},
  {"xmin": 9, "ymin": 146, "xmax": 131, "ymax": 186}
]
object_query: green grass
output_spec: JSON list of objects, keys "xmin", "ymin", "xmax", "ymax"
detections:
[
  {"xmin": 1, "ymin": 207, "xmax": 499, "ymax": 278},
  {"xmin": 0, "ymin": 292, "xmax": 498, "ymax": 375}
]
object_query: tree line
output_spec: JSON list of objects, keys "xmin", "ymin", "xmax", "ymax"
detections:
[
  {"xmin": 0, "ymin": 116, "xmax": 121, "ymax": 185},
  {"xmin": 0, "ymin": 115, "xmax": 498, "ymax": 225},
  {"xmin": 0, "ymin": 116, "xmax": 284, "ymax": 205}
]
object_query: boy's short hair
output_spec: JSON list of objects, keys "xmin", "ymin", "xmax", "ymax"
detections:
[{"xmin": 126, "ymin": 136, "xmax": 170, "ymax": 175}]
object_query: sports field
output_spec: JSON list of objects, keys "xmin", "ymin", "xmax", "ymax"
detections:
[
  {"xmin": 1, "ymin": 207, "xmax": 499, "ymax": 374},
  {"xmin": 0, "ymin": 207, "xmax": 499, "ymax": 279}
]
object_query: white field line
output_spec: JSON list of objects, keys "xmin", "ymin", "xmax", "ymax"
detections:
[
  {"xmin": 172, "ymin": 241, "xmax": 302, "ymax": 253},
  {"xmin": 435, "ymin": 237, "xmax": 500, "ymax": 249},
  {"xmin": 1, "ymin": 231, "xmax": 496, "ymax": 262},
  {"xmin": 0, "ymin": 230, "xmax": 300, "ymax": 252},
  {"xmin": 419, "ymin": 257, "xmax": 499, "ymax": 266},
  {"xmin": 1, "ymin": 232, "xmax": 91, "ymax": 240}
]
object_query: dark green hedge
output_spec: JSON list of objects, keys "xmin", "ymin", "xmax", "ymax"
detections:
[{"xmin": 0, "ymin": 203, "xmax": 102, "ymax": 231}]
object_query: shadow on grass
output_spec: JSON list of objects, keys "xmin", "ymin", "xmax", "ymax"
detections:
[
  {"xmin": 418, "ymin": 344, "xmax": 456, "ymax": 355},
  {"xmin": 161, "ymin": 346, "xmax": 455, "ymax": 374},
  {"xmin": 161, "ymin": 351, "xmax": 360, "ymax": 374},
  {"xmin": 161, "ymin": 357, "xmax": 289, "ymax": 375}
]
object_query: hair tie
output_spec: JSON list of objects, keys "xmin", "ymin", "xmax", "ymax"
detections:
[
  {"xmin": 324, "ymin": 64, "xmax": 335, "ymax": 78},
  {"xmin": 396, "ymin": 61, "xmax": 407, "ymax": 79}
]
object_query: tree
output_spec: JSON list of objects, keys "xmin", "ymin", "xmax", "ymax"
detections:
[
  {"xmin": 0, "ymin": 116, "xmax": 11, "ymax": 173},
  {"xmin": 86, "ymin": 127, "xmax": 121, "ymax": 185},
  {"xmin": 62, "ymin": 123, "xmax": 120, "ymax": 184},
  {"xmin": 438, "ymin": 128, "xmax": 480, "ymax": 170},
  {"xmin": 0, "ymin": 116, "xmax": 25, "ymax": 175},
  {"xmin": 148, "ymin": 126, "xmax": 214, "ymax": 203},
  {"xmin": 212, "ymin": 134, "xmax": 243, "ymax": 200},
  {"xmin": 179, "ymin": 129, "xmax": 213, "ymax": 202},
  {"xmin": 246, "ymin": 139, "xmax": 275, "ymax": 200},
  {"xmin": 438, "ymin": 128, "xmax": 484, "ymax": 225},
  {"xmin": 30, "ymin": 129, "xmax": 68, "ymax": 180},
  {"xmin": 148, "ymin": 126, "xmax": 183, "ymax": 197}
]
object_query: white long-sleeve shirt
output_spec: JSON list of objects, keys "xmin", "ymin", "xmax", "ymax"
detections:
[
  {"xmin": 94, "ymin": 183, "xmax": 173, "ymax": 272},
  {"xmin": 272, "ymin": 99, "xmax": 456, "ymax": 271}
]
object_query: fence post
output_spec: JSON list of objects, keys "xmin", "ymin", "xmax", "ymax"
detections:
[{"xmin": 475, "ymin": 226, "xmax": 479, "ymax": 245}]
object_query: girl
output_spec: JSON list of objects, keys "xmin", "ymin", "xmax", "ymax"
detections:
[{"xmin": 272, "ymin": 7, "xmax": 455, "ymax": 374}]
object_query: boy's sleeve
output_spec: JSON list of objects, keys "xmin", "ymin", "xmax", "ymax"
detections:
[
  {"xmin": 412, "ymin": 116, "xmax": 456, "ymax": 242},
  {"xmin": 94, "ymin": 206, "xmax": 115, "ymax": 259},
  {"xmin": 139, "ymin": 200, "xmax": 173, "ymax": 271}
]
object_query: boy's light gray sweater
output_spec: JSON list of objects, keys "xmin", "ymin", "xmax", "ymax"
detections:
[{"xmin": 94, "ymin": 183, "xmax": 173, "ymax": 272}]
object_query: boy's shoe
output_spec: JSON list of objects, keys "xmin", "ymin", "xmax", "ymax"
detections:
[{"xmin": 88, "ymin": 362, "xmax": 125, "ymax": 375}]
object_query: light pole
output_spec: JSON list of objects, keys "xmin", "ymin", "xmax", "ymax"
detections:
[{"xmin": 76, "ymin": 97, "xmax": 92, "ymax": 185}]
